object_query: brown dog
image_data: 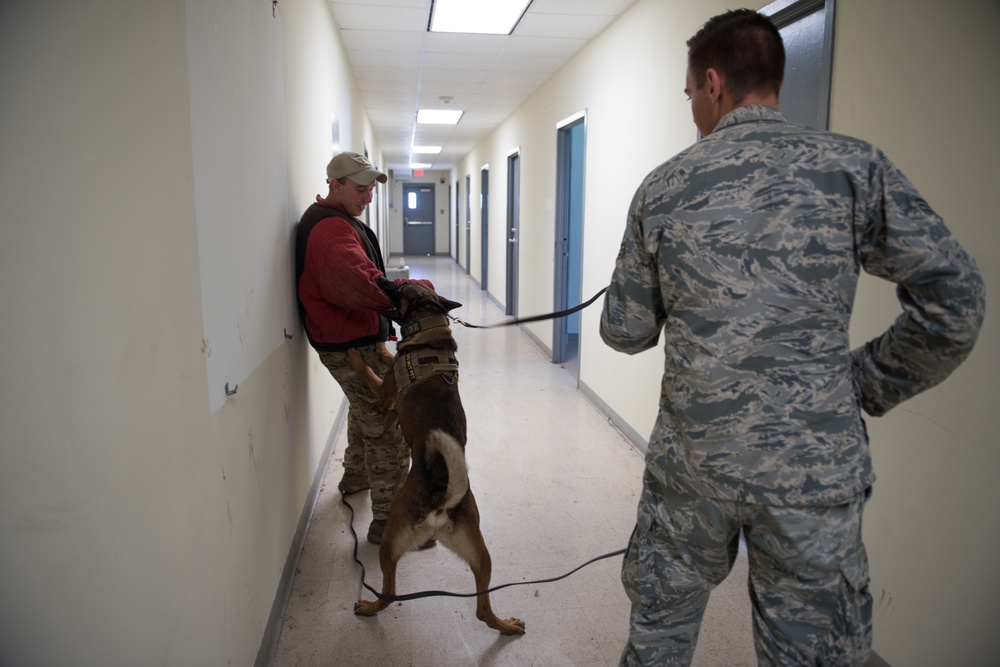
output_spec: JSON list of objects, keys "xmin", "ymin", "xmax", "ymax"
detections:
[{"xmin": 346, "ymin": 281, "xmax": 525, "ymax": 636}]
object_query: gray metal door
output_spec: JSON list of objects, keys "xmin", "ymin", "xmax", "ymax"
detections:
[
  {"xmin": 506, "ymin": 153, "xmax": 520, "ymax": 316},
  {"xmin": 403, "ymin": 183, "xmax": 435, "ymax": 256},
  {"xmin": 464, "ymin": 175, "xmax": 471, "ymax": 273},
  {"xmin": 553, "ymin": 115, "xmax": 585, "ymax": 367},
  {"xmin": 762, "ymin": 0, "xmax": 836, "ymax": 130},
  {"xmin": 480, "ymin": 167, "xmax": 489, "ymax": 292}
]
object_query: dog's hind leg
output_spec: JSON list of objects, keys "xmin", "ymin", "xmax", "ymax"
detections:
[
  {"xmin": 468, "ymin": 538, "xmax": 525, "ymax": 635},
  {"xmin": 353, "ymin": 541, "xmax": 399, "ymax": 617},
  {"xmin": 447, "ymin": 498, "xmax": 525, "ymax": 635}
]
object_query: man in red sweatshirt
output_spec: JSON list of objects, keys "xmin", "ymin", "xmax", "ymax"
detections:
[{"xmin": 295, "ymin": 151, "xmax": 425, "ymax": 544}]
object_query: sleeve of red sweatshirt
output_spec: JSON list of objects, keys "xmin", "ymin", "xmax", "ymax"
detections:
[{"xmin": 306, "ymin": 217, "xmax": 395, "ymax": 312}]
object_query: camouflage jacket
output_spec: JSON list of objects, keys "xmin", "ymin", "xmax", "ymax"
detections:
[{"xmin": 600, "ymin": 105, "xmax": 985, "ymax": 506}]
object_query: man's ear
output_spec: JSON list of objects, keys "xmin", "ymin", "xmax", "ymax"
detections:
[{"xmin": 705, "ymin": 68, "xmax": 723, "ymax": 103}]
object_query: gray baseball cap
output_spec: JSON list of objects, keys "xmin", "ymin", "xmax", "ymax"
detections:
[{"xmin": 326, "ymin": 152, "xmax": 388, "ymax": 185}]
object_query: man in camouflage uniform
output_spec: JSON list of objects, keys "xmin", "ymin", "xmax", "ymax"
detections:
[
  {"xmin": 600, "ymin": 10, "xmax": 985, "ymax": 666},
  {"xmin": 296, "ymin": 152, "xmax": 432, "ymax": 544}
]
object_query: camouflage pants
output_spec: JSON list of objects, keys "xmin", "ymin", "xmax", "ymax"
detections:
[
  {"xmin": 620, "ymin": 470, "xmax": 872, "ymax": 666},
  {"xmin": 319, "ymin": 346, "xmax": 409, "ymax": 520}
]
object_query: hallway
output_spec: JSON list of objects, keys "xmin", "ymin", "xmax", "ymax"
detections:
[{"xmin": 271, "ymin": 256, "xmax": 755, "ymax": 666}]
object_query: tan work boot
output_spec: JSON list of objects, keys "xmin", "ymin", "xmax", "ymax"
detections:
[
  {"xmin": 367, "ymin": 519, "xmax": 386, "ymax": 544},
  {"xmin": 338, "ymin": 472, "xmax": 370, "ymax": 494}
]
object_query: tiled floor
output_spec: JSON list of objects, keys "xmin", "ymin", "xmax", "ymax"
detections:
[{"xmin": 272, "ymin": 256, "xmax": 756, "ymax": 667}]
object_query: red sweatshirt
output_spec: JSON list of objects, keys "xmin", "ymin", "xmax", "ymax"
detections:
[{"xmin": 295, "ymin": 202, "xmax": 431, "ymax": 351}]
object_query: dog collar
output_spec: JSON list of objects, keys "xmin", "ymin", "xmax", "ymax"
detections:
[
  {"xmin": 393, "ymin": 348, "xmax": 459, "ymax": 390},
  {"xmin": 400, "ymin": 314, "xmax": 451, "ymax": 340}
]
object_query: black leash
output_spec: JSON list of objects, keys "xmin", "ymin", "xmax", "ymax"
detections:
[
  {"xmin": 343, "ymin": 284, "xmax": 622, "ymax": 603},
  {"xmin": 450, "ymin": 287, "xmax": 607, "ymax": 330},
  {"xmin": 342, "ymin": 491, "xmax": 626, "ymax": 603}
]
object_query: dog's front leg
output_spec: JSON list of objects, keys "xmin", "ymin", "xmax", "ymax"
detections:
[
  {"xmin": 375, "ymin": 341, "xmax": 395, "ymax": 368},
  {"xmin": 345, "ymin": 347, "xmax": 385, "ymax": 399},
  {"xmin": 379, "ymin": 358, "xmax": 398, "ymax": 411}
]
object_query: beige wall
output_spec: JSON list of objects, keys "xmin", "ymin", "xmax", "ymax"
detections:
[
  {"xmin": 831, "ymin": 2, "xmax": 1000, "ymax": 664},
  {"xmin": 454, "ymin": 0, "xmax": 999, "ymax": 664},
  {"xmin": 0, "ymin": 0, "xmax": 380, "ymax": 664}
]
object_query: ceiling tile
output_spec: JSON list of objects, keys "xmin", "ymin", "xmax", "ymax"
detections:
[
  {"xmin": 492, "ymin": 54, "xmax": 565, "ymax": 73},
  {"xmin": 340, "ymin": 29, "xmax": 426, "ymax": 51},
  {"xmin": 328, "ymin": 0, "xmax": 639, "ymax": 169},
  {"xmin": 515, "ymin": 12, "xmax": 616, "ymax": 39},
  {"xmin": 421, "ymin": 52, "xmax": 499, "ymax": 71},
  {"xmin": 530, "ymin": 0, "xmax": 636, "ymax": 16},
  {"xmin": 329, "ymin": 4, "xmax": 427, "ymax": 31},
  {"xmin": 503, "ymin": 35, "xmax": 588, "ymax": 58}
]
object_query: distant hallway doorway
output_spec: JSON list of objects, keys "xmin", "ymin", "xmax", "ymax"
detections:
[{"xmin": 403, "ymin": 183, "xmax": 435, "ymax": 256}]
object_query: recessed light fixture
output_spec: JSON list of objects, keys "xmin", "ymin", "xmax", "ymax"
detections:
[
  {"xmin": 412, "ymin": 145, "xmax": 443, "ymax": 154},
  {"xmin": 429, "ymin": 0, "xmax": 532, "ymax": 35},
  {"xmin": 409, "ymin": 163, "xmax": 432, "ymax": 169},
  {"xmin": 417, "ymin": 109, "xmax": 463, "ymax": 125}
]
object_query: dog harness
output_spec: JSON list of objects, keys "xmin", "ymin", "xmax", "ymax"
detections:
[
  {"xmin": 393, "ymin": 348, "xmax": 459, "ymax": 389},
  {"xmin": 394, "ymin": 315, "xmax": 459, "ymax": 389}
]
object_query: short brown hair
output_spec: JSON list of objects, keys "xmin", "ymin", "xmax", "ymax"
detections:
[{"xmin": 687, "ymin": 9, "xmax": 785, "ymax": 103}]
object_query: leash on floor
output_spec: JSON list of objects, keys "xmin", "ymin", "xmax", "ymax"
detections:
[
  {"xmin": 342, "ymin": 491, "xmax": 626, "ymax": 603},
  {"xmin": 449, "ymin": 287, "xmax": 607, "ymax": 330}
]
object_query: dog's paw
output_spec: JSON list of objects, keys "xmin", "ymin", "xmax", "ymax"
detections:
[
  {"xmin": 353, "ymin": 599, "xmax": 381, "ymax": 617},
  {"xmin": 493, "ymin": 617, "xmax": 526, "ymax": 636}
]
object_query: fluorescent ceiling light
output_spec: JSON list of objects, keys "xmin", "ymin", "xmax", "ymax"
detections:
[
  {"xmin": 412, "ymin": 145, "xmax": 442, "ymax": 154},
  {"xmin": 409, "ymin": 163, "xmax": 432, "ymax": 169},
  {"xmin": 417, "ymin": 109, "xmax": 463, "ymax": 124},
  {"xmin": 429, "ymin": 0, "xmax": 532, "ymax": 35}
]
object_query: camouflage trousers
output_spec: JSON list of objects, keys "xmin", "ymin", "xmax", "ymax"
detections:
[
  {"xmin": 319, "ymin": 346, "xmax": 409, "ymax": 520},
  {"xmin": 620, "ymin": 470, "xmax": 872, "ymax": 666}
]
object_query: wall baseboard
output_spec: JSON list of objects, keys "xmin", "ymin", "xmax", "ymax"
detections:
[
  {"xmin": 254, "ymin": 400, "xmax": 348, "ymax": 667},
  {"xmin": 578, "ymin": 378, "xmax": 648, "ymax": 457},
  {"xmin": 518, "ymin": 323, "xmax": 553, "ymax": 360},
  {"xmin": 867, "ymin": 650, "xmax": 892, "ymax": 666}
]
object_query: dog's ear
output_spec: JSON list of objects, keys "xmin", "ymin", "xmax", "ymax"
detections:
[{"xmin": 439, "ymin": 297, "xmax": 462, "ymax": 313}]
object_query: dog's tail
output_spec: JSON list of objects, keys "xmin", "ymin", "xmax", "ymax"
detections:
[{"xmin": 424, "ymin": 429, "xmax": 469, "ymax": 511}]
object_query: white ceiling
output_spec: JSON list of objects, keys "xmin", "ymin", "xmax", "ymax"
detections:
[{"xmin": 327, "ymin": 0, "xmax": 639, "ymax": 174}]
